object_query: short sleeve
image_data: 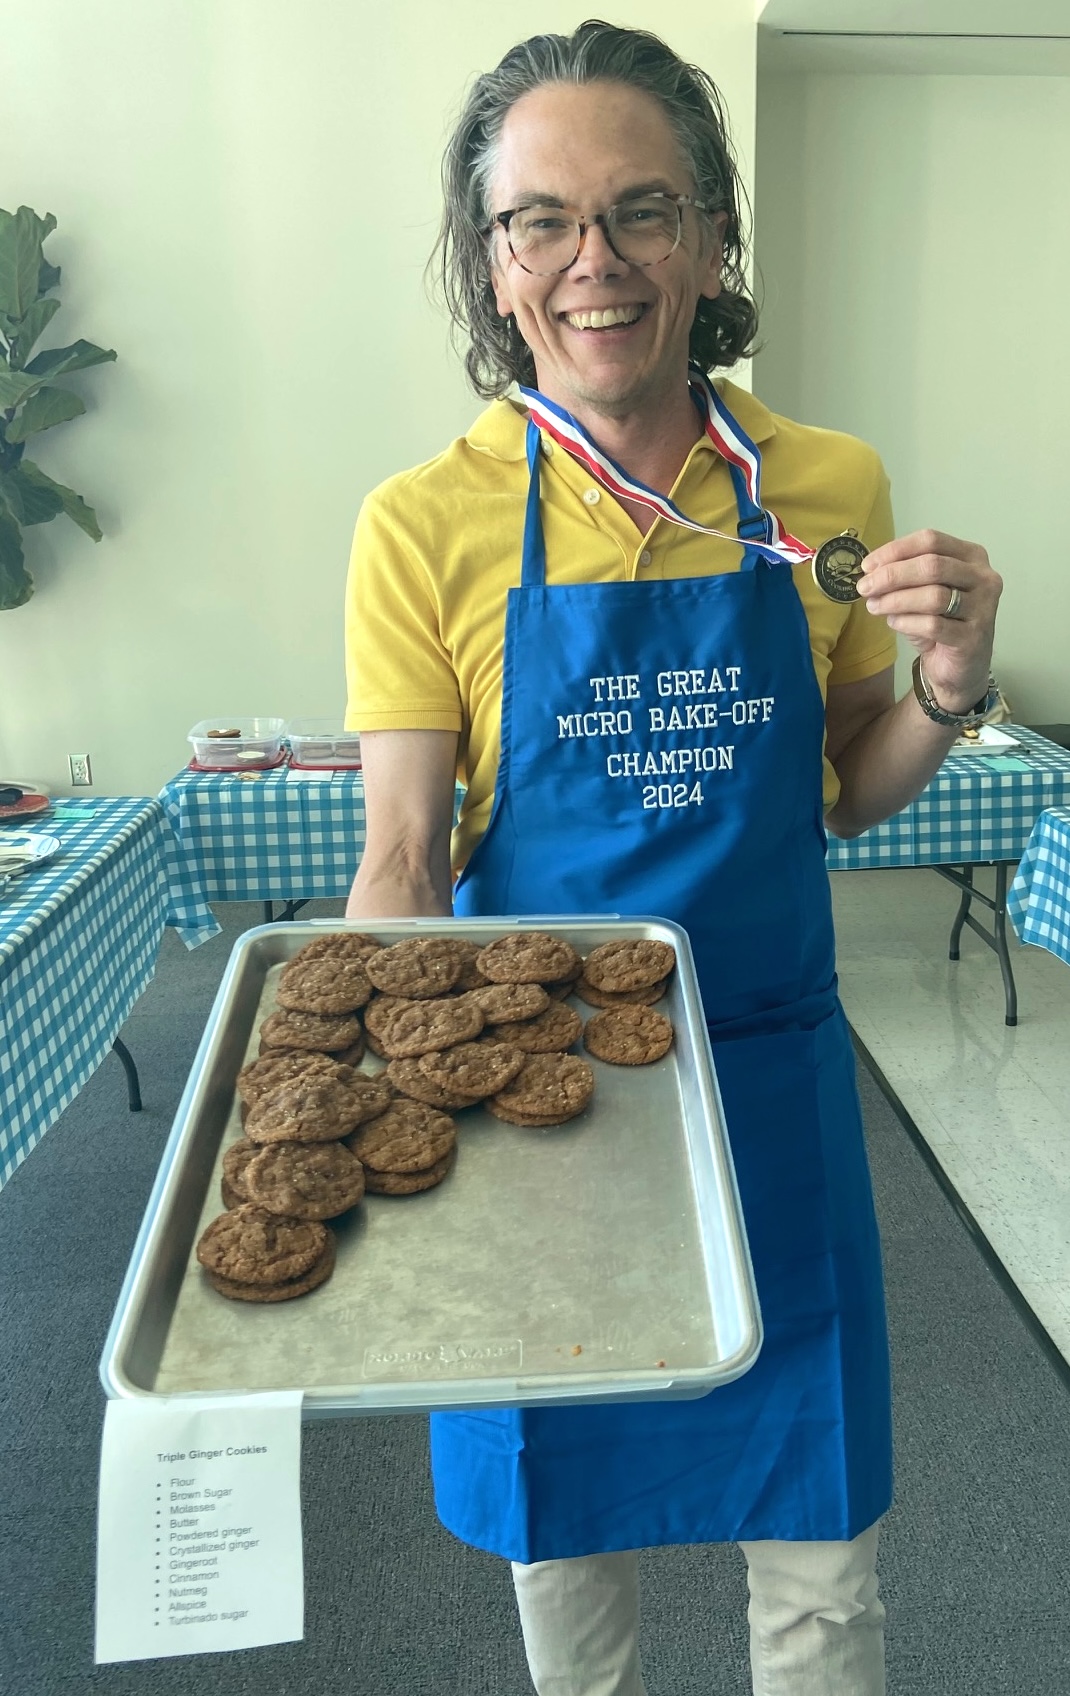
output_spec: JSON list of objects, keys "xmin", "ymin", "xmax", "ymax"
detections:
[
  {"xmin": 826, "ymin": 459, "xmax": 899, "ymax": 688},
  {"xmin": 344, "ymin": 488, "xmax": 463, "ymax": 733}
]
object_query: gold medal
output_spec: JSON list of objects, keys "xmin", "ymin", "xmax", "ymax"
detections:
[{"xmin": 812, "ymin": 530, "xmax": 868, "ymax": 603}]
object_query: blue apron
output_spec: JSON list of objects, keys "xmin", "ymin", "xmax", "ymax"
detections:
[{"xmin": 432, "ymin": 398, "xmax": 893, "ymax": 1560}]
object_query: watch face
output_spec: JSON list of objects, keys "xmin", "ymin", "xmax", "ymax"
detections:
[{"xmin": 812, "ymin": 533, "xmax": 869, "ymax": 603}]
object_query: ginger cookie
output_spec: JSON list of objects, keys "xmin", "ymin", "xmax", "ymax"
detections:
[
  {"xmin": 583, "ymin": 1005, "xmax": 675, "ymax": 1066},
  {"xmin": 375, "ymin": 995, "xmax": 484, "ymax": 1059},
  {"xmin": 346, "ymin": 1100, "xmax": 456, "ymax": 1173},
  {"xmin": 237, "ymin": 1049, "xmax": 346, "ymax": 1107},
  {"xmin": 386, "ymin": 1057, "xmax": 483, "ymax": 1111},
  {"xmin": 487, "ymin": 1052, "xmax": 594, "ymax": 1125},
  {"xmin": 292, "ymin": 932, "xmax": 383, "ymax": 967},
  {"xmin": 452, "ymin": 941, "xmax": 491, "ymax": 993},
  {"xmin": 196, "ymin": 1205, "xmax": 328, "ymax": 1285},
  {"xmin": 364, "ymin": 1149, "xmax": 455, "ymax": 1195},
  {"xmin": 362, "ymin": 994, "xmax": 418, "ymax": 1039},
  {"xmin": 461, "ymin": 982, "xmax": 550, "ymax": 1023},
  {"xmin": 475, "ymin": 931, "xmax": 583, "ymax": 985},
  {"xmin": 364, "ymin": 937, "xmax": 468, "ymax": 999},
  {"xmin": 221, "ymin": 1137, "xmax": 259, "ymax": 1208},
  {"xmin": 244, "ymin": 1141, "xmax": 366, "ymax": 1219},
  {"xmin": 416, "ymin": 1040, "xmax": 526, "ymax": 1099},
  {"xmin": 332, "ymin": 1034, "xmax": 367, "ymax": 1067},
  {"xmin": 207, "ymin": 1234, "xmax": 336, "ymax": 1302},
  {"xmin": 490, "ymin": 1002, "xmax": 583, "ymax": 1054},
  {"xmin": 545, "ymin": 959, "xmax": 584, "ymax": 1001},
  {"xmin": 574, "ymin": 975, "xmax": 668, "ymax": 1009},
  {"xmin": 259, "ymin": 1006, "xmax": 363, "ymax": 1053},
  {"xmin": 276, "ymin": 954, "xmax": 373, "ymax": 1014},
  {"xmin": 582, "ymin": 939, "xmax": 676, "ymax": 994},
  {"xmin": 244, "ymin": 1075, "xmax": 386, "ymax": 1145}
]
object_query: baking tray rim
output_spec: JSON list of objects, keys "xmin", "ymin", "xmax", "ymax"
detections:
[{"xmin": 99, "ymin": 915, "xmax": 763, "ymax": 1412}]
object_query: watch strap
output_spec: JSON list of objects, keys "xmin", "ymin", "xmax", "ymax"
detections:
[{"xmin": 911, "ymin": 655, "xmax": 998, "ymax": 729}]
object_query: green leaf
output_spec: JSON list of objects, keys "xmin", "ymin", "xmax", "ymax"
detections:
[
  {"xmin": 6, "ymin": 295, "xmax": 61, "ymax": 366},
  {"xmin": 24, "ymin": 337, "xmax": 117, "ymax": 379},
  {"xmin": 0, "ymin": 366, "xmax": 43, "ymax": 409},
  {"xmin": 0, "ymin": 508, "xmax": 33, "ymax": 608},
  {"xmin": 0, "ymin": 206, "xmax": 55, "ymax": 321},
  {"xmin": 19, "ymin": 460, "xmax": 102, "ymax": 540},
  {"xmin": 0, "ymin": 465, "xmax": 63, "ymax": 525},
  {"xmin": 38, "ymin": 258, "xmax": 61, "ymax": 296},
  {"xmin": 6, "ymin": 384, "xmax": 86, "ymax": 442}
]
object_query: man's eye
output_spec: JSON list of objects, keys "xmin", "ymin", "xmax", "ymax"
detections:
[{"xmin": 518, "ymin": 213, "xmax": 571, "ymax": 233}]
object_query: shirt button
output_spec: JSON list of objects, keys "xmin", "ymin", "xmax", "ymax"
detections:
[
  {"xmin": 542, "ymin": 440, "xmax": 553, "ymax": 458},
  {"xmin": 639, "ymin": 549, "xmax": 652, "ymax": 567},
  {"xmin": 583, "ymin": 487, "xmax": 601, "ymax": 505}
]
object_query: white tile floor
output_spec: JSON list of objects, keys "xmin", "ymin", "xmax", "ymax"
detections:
[{"xmin": 831, "ymin": 866, "xmax": 1070, "ymax": 1362}]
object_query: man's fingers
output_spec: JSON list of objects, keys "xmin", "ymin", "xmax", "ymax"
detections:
[{"xmin": 862, "ymin": 583, "xmax": 971, "ymax": 619}]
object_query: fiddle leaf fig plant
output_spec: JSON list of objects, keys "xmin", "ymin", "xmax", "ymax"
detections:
[{"xmin": 0, "ymin": 206, "xmax": 117, "ymax": 610}]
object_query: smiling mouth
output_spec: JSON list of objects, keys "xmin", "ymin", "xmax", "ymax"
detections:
[{"xmin": 561, "ymin": 304, "xmax": 647, "ymax": 331}]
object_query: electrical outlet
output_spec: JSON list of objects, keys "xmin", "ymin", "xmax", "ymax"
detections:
[{"xmin": 68, "ymin": 753, "xmax": 93, "ymax": 787}]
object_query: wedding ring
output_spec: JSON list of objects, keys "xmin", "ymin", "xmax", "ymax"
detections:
[{"xmin": 944, "ymin": 586, "xmax": 963, "ymax": 619}]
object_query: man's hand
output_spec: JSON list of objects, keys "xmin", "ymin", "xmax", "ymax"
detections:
[{"xmin": 857, "ymin": 528, "xmax": 1002, "ymax": 713}]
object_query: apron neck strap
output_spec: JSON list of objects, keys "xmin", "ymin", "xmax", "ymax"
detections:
[{"xmin": 523, "ymin": 419, "xmax": 548, "ymax": 587}]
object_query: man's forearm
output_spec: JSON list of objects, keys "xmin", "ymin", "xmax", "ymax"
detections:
[
  {"xmin": 345, "ymin": 851, "xmax": 453, "ymax": 920},
  {"xmin": 825, "ymin": 688, "xmax": 959, "ymax": 839}
]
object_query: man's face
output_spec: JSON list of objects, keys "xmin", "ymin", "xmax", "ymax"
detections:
[{"xmin": 487, "ymin": 79, "xmax": 726, "ymax": 422}]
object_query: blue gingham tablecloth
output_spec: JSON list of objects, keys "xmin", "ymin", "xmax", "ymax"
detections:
[
  {"xmin": 0, "ymin": 798, "xmax": 171, "ymax": 1189},
  {"xmin": 826, "ymin": 726, "xmax": 1070, "ymax": 869},
  {"xmin": 159, "ymin": 766, "xmax": 367, "ymax": 948},
  {"xmin": 1007, "ymin": 806, "xmax": 1070, "ymax": 967}
]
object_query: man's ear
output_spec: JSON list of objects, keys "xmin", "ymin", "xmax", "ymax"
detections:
[
  {"xmin": 490, "ymin": 252, "xmax": 514, "ymax": 318},
  {"xmin": 699, "ymin": 210, "xmax": 730, "ymax": 303}
]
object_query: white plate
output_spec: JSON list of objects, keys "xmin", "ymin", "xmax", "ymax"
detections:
[
  {"xmin": 947, "ymin": 724, "xmax": 1022, "ymax": 755},
  {"xmin": 0, "ymin": 830, "xmax": 61, "ymax": 869}
]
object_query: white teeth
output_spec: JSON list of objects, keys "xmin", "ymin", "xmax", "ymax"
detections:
[{"xmin": 564, "ymin": 305, "xmax": 644, "ymax": 330}]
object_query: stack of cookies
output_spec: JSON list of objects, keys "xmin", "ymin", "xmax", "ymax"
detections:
[{"xmin": 196, "ymin": 928, "xmax": 679, "ymax": 1304}]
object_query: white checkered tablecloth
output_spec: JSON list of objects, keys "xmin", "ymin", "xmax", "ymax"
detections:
[
  {"xmin": 826, "ymin": 726, "xmax": 1070, "ymax": 869},
  {"xmin": 0, "ymin": 799, "xmax": 172, "ymax": 1189},
  {"xmin": 159, "ymin": 766, "xmax": 368, "ymax": 947},
  {"xmin": 1008, "ymin": 807, "xmax": 1070, "ymax": 967}
]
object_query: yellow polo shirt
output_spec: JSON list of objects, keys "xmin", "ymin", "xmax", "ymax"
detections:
[{"xmin": 345, "ymin": 379, "xmax": 897, "ymax": 871}]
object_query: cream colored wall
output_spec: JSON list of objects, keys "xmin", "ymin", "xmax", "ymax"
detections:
[
  {"xmin": 753, "ymin": 68, "xmax": 1070, "ymax": 721},
  {"xmin": 0, "ymin": 1, "xmax": 756, "ymax": 796}
]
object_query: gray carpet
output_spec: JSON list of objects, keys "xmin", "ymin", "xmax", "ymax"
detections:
[{"xmin": 2, "ymin": 902, "xmax": 1069, "ymax": 1695}]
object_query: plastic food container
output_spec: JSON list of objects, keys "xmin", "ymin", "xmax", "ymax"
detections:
[
  {"xmin": 188, "ymin": 718, "xmax": 286, "ymax": 771},
  {"xmin": 286, "ymin": 718, "xmax": 362, "ymax": 769}
]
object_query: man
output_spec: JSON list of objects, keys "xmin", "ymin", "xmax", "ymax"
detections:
[{"xmin": 344, "ymin": 22, "xmax": 1002, "ymax": 1695}]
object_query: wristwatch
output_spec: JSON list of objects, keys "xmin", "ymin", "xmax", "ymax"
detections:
[{"xmin": 911, "ymin": 655, "xmax": 998, "ymax": 730}]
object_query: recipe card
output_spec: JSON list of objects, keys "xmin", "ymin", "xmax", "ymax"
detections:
[{"xmin": 95, "ymin": 1392, "xmax": 303, "ymax": 1664}]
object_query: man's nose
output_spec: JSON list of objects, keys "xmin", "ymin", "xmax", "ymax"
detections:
[{"xmin": 570, "ymin": 218, "xmax": 628, "ymax": 280}]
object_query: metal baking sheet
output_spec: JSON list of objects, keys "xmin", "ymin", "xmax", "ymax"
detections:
[{"xmin": 101, "ymin": 918, "xmax": 761, "ymax": 1415}]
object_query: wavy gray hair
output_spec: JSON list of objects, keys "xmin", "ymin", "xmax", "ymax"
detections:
[{"xmin": 433, "ymin": 19, "xmax": 758, "ymax": 398}]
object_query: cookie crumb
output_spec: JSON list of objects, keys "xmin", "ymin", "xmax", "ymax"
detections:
[
  {"xmin": 571, "ymin": 1344, "xmax": 583, "ymax": 1356},
  {"xmin": 655, "ymin": 1359, "xmax": 666, "ymax": 1369}
]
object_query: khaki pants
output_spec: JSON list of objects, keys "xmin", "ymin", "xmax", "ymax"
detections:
[{"xmin": 511, "ymin": 1523, "xmax": 885, "ymax": 1696}]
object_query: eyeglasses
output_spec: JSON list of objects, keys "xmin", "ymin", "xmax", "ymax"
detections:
[{"xmin": 488, "ymin": 192, "xmax": 712, "ymax": 276}]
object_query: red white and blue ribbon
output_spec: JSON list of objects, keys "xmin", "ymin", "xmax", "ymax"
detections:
[{"xmin": 518, "ymin": 365, "xmax": 813, "ymax": 570}]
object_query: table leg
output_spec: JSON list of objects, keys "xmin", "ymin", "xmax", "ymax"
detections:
[
  {"xmin": 262, "ymin": 900, "xmax": 309, "ymax": 923},
  {"xmin": 992, "ymin": 862, "xmax": 1018, "ymax": 1027},
  {"xmin": 934, "ymin": 862, "xmax": 1019, "ymax": 1027},
  {"xmin": 948, "ymin": 864, "xmax": 973, "ymax": 960},
  {"xmin": 112, "ymin": 1037, "xmax": 143, "ymax": 1112}
]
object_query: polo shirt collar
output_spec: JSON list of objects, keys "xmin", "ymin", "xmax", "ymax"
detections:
[{"xmin": 465, "ymin": 378, "xmax": 777, "ymax": 463}]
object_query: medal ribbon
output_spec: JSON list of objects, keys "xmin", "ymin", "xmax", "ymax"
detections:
[{"xmin": 519, "ymin": 364, "xmax": 814, "ymax": 569}]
